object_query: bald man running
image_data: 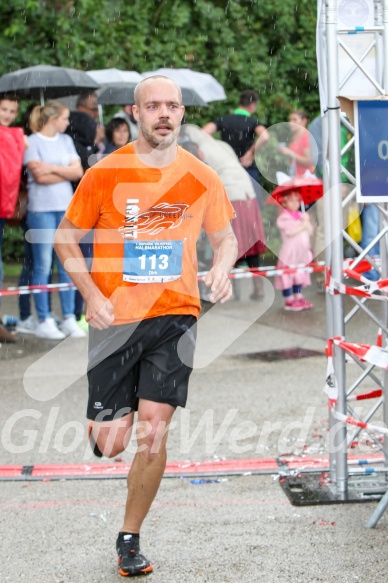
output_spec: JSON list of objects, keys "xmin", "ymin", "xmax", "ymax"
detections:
[{"xmin": 55, "ymin": 76, "xmax": 237, "ymax": 577}]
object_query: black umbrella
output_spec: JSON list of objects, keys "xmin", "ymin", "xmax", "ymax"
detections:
[
  {"xmin": 0, "ymin": 64, "xmax": 100, "ymax": 105},
  {"xmin": 97, "ymin": 82, "xmax": 207, "ymax": 107}
]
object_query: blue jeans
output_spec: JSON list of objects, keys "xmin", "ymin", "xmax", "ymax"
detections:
[
  {"xmin": 361, "ymin": 204, "xmax": 380, "ymax": 280},
  {"xmin": 18, "ymin": 221, "xmax": 33, "ymax": 320},
  {"xmin": 0, "ymin": 218, "xmax": 6, "ymax": 309},
  {"xmin": 27, "ymin": 210, "xmax": 75, "ymax": 321},
  {"xmin": 75, "ymin": 232, "xmax": 94, "ymax": 318},
  {"xmin": 18, "ymin": 221, "xmax": 54, "ymax": 320},
  {"xmin": 361, "ymin": 204, "xmax": 380, "ymax": 256}
]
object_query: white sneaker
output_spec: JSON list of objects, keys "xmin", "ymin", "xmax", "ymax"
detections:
[
  {"xmin": 60, "ymin": 315, "xmax": 87, "ymax": 338},
  {"xmin": 49, "ymin": 311, "xmax": 62, "ymax": 326},
  {"xmin": 35, "ymin": 317, "xmax": 66, "ymax": 340},
  {"xmin": 16, "ymin": 315, "xmax": 38, "ymax": 335}
]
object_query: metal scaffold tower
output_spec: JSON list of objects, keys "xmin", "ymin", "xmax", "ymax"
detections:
[{"xmin": 281, "ymin": 0, "xmax": 388, "ymax": 524}]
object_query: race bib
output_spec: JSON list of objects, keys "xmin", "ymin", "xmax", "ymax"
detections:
[{"xmin": 123, "ymin": 240, "xmax": 184, "ymax": 283}]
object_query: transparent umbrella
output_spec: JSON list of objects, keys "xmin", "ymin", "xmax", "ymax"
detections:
[
  {"xmin": 88, "ymin": 70, "xmax": 144, "ymax": 120},
  {"xmin": 87, "ymin": 68, "xmax": 143, "ymax": 85},
  {"xmin": 0, "ymin": 64, "xmax": 100, "ymax": 105},
  {"xmin": 141, "ymin": 68, "xmax": 226, "ymax": 103},
  {"xmin": 97, "ymin": 82, "xmax": 207, "ymax": 107}
]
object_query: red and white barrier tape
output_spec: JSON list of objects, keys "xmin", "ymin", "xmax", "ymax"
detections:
[
  {"xmin": 1, "ymin": 262, "xmax": 326, "ymax": 297},
  {"xmin": 324, "ymin": 336, "xmax": 388, "ymax": 401},
  {"xmin": 333, "ymin": 337, "xmax": 388, "ymax": 370},
  {"xmin": 328, "ymin": 400, "xmax": 388, "ymax": 436},
  {"xmin": 328, "ymin": 259, "xmax": 388, "ymax": 300},
  {"xmin": 342, "ymin": 257, "xmax": 378, "ymax": 275},
  {"xmin": 329, "ymin": 275, "xmax": 388, "ymax": 301},
  {"xmin": 347, "ymin": 389, "xmax": 383, "ymax": 402},
  {"xmin": 198, "ymin": 261, "xmax": 326, "ymax": 281},
  {"xmin": 0, "ymin": 282, "xmax": 75, "ymax": 298},
  {"xmin": 0, "ymin": 257, "xmax": 380, "ymax": 297},
  {"xmin": 325, "ymin": 337, "xmax": 386, "ymax": 435},
  {"xmin": 200, "ymin": 260, "xmax": 326, "ymax": 276}
]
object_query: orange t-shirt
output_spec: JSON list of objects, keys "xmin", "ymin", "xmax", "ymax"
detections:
[{"xmin": 65, "ymin": 143, "xmax": 235, "ymax": 324}]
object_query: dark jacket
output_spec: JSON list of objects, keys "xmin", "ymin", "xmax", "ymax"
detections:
[{"xmin": 66, "ymin": 111, "xmax": 98, "ymax": 172}]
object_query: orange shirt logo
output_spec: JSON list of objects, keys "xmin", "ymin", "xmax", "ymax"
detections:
[{"xmin": 119, "ymin": 201, "xmax": 190, "ymax": 238}]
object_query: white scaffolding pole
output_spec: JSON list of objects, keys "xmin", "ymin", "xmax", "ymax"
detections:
[
  {"xmin": 322, "ymin": 0, "xmax": 388, "ymax": 503},
  {"xmin": 325, "ymin": 0, "xmax": 348, "ymax": 494}
]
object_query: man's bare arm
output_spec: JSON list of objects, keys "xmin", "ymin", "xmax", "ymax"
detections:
[
  {"xmin": 54, "ymin": 217, "xmax": 114, "ymax": 329},
  {"xmin": 239, "ymin": 125, "xmax": 270, "ymax": 168},
  {"xmin": 204, "ymin": 223, "xmax": 238, "ymax": 304},
  {"xmin": 202, "ymin": 121, "xmax": 217, "ymax": 136}
]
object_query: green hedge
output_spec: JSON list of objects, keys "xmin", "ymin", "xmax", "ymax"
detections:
[{"xmin": 3, "ymin": 224, "xmax": 24, "ymax": 265}]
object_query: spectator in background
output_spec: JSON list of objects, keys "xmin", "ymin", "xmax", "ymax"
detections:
[
  {"xmin": 203, "ymin": 89, "xmax": 269, "ymax": 207},
  {"xmin": 66, "ymin": 92, "xmax": 105, "ymax": 180},
  {"xmin": 114, "ymin": 104, "xmax": 138, "ymax": 140},
  {"xmin": 180, "ymin": 124, "xmax": 266, "ymax": 300},
  {"xmin": 66, "ymin": 92, "xmax": 104, "ymax": 319},
  {"xmin": 0, "ymin": 94, "xmax": 26, "ymax": 342},
  {"xmin": 275, "ymin": 191, "xmax": 314, "ymax": 311},
  {"xmin": 279, "ymin": 109, "xmax": 312, "ymax": 178},
  {"xmin": 17, "ymin": 102, "xmax": 65, "ymax": 334},
  {"xmin": 24, "ymin": 100, "xmax": 85, "ymax": 340},
  {"xmin": 104, "ymin": 118, "xmax": 131, "ymax": 154},
  {"xmin": 360, "ymin": 204, "xmax": 380, "ymax": 280},
  {"xmin": 308, "ymin": 114, "xmax": 323, "ymax": 179},
  {"xmin": 16, "ymin": 102, "xmax": 40, "ymax": 335}
]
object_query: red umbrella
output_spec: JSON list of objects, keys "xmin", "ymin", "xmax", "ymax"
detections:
[{"xmin": 267, "ymin": 175, "xmax": 323, "ymax": 206}]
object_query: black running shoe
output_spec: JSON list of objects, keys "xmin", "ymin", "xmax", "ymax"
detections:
[
  {"xmin": 116, "ymin": 533, "xmax": 153, "ymax": 577},
  {"xmin": 88, "ymin": 422, "xmax": 103, "ymax": 458}
]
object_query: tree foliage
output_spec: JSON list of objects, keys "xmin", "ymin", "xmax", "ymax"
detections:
[{"xmin": 0, "ymin": 0, "xmax": 319, "ymax": 125}]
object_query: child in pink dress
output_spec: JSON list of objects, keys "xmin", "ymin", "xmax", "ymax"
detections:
[{"xmin": 274, "ymin": 191, "xmax": 314, "ymax": 311}]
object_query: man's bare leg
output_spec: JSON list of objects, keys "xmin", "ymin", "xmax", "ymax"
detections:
[
  {"xmin": 121, "ymin": 399, "xmax": 175, "ymax": 533},
  {"xmin": 90, "ymin": 411, "xmax": 134, "ymax": 458}
]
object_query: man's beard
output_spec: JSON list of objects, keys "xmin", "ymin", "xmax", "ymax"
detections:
[{"xmin": 139, "ymin": 119, "xmax": 178, "ymax": 150}]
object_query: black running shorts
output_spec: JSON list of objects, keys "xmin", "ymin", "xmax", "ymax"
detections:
[{"xmin": 87, "ymin": 315, "xmax": 197, "ymax": 421}]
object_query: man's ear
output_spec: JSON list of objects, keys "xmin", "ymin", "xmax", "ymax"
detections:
[{"xmin": 132, "ymin": 105, "xmax": 139, "ymax": 122}]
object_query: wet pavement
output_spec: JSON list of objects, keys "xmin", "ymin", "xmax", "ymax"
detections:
[{"xmin": 0, "ymin": 274, "xmax": 387, "ymax": 582}]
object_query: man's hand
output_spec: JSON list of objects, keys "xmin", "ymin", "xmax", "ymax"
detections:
[
  {"xmin": 86, "ymin": 294, "xmax": 115, "ymax": 329},
  {"xmin": 239, "ymin": 149, "xmax": 254, "ymax": 168},
  {"xmin": 206, "ymin": 224, "xmax": 238, "ymax": 303},
  {"xmin": 95, "ymin": 124, "xmax": 105, "ymax": 144},
  {"xmin": 204, "ymin": 266, "xmax": 233, "ymax": 304}
]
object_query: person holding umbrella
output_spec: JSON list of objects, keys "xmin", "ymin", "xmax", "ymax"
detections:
[
  {"xmin": 272, "ymin": 189, "xmax": 314, "ymax": 311},
  {"xmin": 65, "ymin": 92, "xmax": 105, "ymax": 321},
  {"xmin": 66, "ymin": 92, "xmax": 105, "ymax": 178}
]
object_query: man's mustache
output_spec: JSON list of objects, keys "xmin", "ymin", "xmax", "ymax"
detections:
[{"xmin": 153, "ymin": 120, "xmax": 173, "ymax": 130}]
